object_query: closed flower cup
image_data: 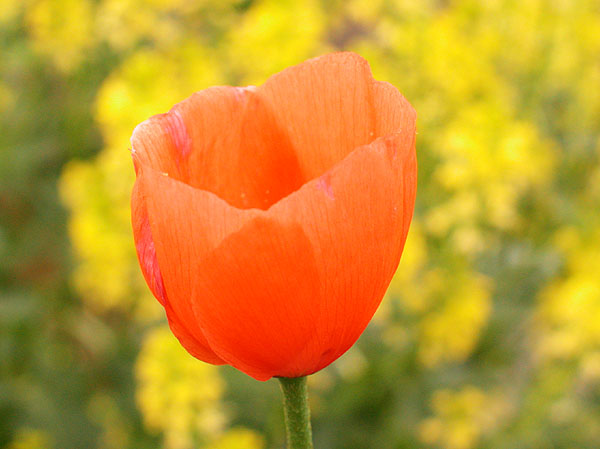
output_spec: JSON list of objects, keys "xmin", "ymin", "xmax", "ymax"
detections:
[{"xmin": 130, "ymin": 52, "xmax": 417, "ymax": 381}]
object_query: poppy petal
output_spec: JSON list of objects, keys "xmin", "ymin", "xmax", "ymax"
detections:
[
  {"xmin": 373, "ymin": 80, "xmax": 417, "ymax": 138},
  {"xmin": 130, "ymin": 117, "xmax": 179, "ymax": 179},
  {"xmin": 131, "ymin": 178, "xmax": 168, "ymax": 307},
  {"xmin": 133, "ymin": 167, "xmax": 226, "ymax": 365},
  {"xmin": 193, "ymin": 217, "xmax": 323, "ymax": 381},
  {"xmin": 258, "ymin": 52, "xmax": 376, "ymax": 180},
  {"xmin": 132, "ymin": 87, "xmax": 304, "ymax": 210},
  {"xmin": 269, "ymin": 130, "xmax": 417, "ymax": 374}
]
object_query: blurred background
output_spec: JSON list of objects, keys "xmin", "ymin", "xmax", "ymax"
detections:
[{"xmin": 1, "ymin": 0, "xmax": 600, "ymax": 448}]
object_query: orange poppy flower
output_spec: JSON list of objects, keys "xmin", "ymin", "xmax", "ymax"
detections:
[{"xmin": 130, "ymin": 52, "xmax": 416, "ymax": 381}]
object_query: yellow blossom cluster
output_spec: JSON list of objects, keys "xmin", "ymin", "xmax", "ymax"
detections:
[
  {"xmin": 419, "ymin": 386, "xmax": 509, "ymax": 449},
  {"xmin": 24, "ymin": 0, "xmax": 241, "ymax": 71},
  {"xmin": 537, "ymin": 228, "xmax": 600, "ymax": 362},
  {"xmin": 383, "ymin": 225, "xmax": 491, "ymax": 367},
  {"xmin": 136, "ymin": 326, "xmax": 263, "ymax": 449}
]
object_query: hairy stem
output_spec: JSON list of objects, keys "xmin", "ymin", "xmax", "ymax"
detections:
[{"xmin": 278, "ymin": 376, "xmax": 314, "ymax": 449}]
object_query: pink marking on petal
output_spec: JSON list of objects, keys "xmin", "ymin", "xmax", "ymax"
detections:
[
  {"xmin": 382, "ymin": 135, "xmax": 400, "ymax": 161},
  {"xmin": 136, "ymin": 210, "xmax": 168, "ymax": 306},
  {"xmin": 164, "ymin": 109, "xmax": 192, "ymax": 167},
  {"xmin": 317, "ymin": 173, "xmax": 335, "ymax": 200}
]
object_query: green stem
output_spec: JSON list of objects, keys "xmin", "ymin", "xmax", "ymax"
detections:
[{"xmin": 278, "ymin": 376, "xmax": 314, "ymax": 449}]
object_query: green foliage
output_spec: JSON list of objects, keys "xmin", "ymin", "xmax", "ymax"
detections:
[{"xmin": 2, "ymin": 0, "xmax": 600, "ymax": 448}]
